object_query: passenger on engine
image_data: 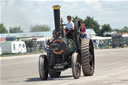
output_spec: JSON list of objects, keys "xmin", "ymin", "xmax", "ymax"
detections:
[
  {"xmin": 80, "ymin": 22, "xmax": 87, "ymax": 38},
  {"xmin": 65, "ymin": 15, "xmax": 74, "ymax": 39}
]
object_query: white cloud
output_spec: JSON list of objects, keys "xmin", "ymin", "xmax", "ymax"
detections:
[
  {"xmin": 7, "ymin": 0, "xmax": 16, "ymax": 6},
  {"xmin": 83, "ymin": 0, "xmax": 99, "ymax": 5},
  {"xmin": 1, "ymin": 0, "xmax": 128, "ymax": 32}
]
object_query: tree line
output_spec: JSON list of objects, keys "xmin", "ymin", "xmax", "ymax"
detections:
[
  {"xmin": 0, "ymin": 24, "xmax": 51, "ymax": 33},
  {"xmin": 0, "ymin": 16, "xmax": 128, "ymax": 36}
]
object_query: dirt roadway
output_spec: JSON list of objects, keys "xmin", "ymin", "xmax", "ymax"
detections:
[{"xmin": 1, "ymin": 48, "xmax": 128, "ymax": 85}]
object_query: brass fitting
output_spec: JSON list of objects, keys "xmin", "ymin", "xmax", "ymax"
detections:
[{"xmin": 53, "ymin": 5, "xmax": 61, "ymax": 10}]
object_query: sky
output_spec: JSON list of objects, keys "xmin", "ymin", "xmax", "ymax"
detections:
[{"xmin": 0, "ymin": 0, "xmax": 128, "ymax": 32}]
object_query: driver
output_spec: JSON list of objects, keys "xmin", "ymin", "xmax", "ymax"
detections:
[{"xmin": 65, "ymin": 15, "xmax": 74, "ymax": 39}]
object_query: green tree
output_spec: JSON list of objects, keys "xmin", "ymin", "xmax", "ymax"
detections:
[
  {"xmin": 113, "ymin": 29, "xmax": 120, "ymax": 33},
  {"xmin": 9, "ymin": 26, "xmax": 23, "ymax": 33},
  {"xmin": 83, "ymin": 16, "xmax": 100, "ymax": 36},
  {"xmin": 0, "ymin": 23, "xmax": 8, "ymax": 33},
  {"xmin": 30, "ymin": 24, "xmax": 50, "ymax": 32},
  {"xmin": 101, "ymin": 24, "xmax": 112, "ymax": 36},
  {"xmin": 121, "ymin": 26, "xmax": 128, "ymax": 33},
  {"xmin": 113, "ymin": 26, "xmax": 128, "ymax": 33}
]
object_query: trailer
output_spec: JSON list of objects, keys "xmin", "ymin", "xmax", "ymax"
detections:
[
  {"xmin": 36, "ymin": 38, "xmax": 47, "ymax": 46},
  {"xmin": 1, "ymin": 41, "xmax": 27, "ymax": 54},
  {"xmin": 112, "ymin": 33, "xmax": 128, "ymax": 48}
]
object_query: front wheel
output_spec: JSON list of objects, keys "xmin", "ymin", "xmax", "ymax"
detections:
[
  {"xmin": 39, "ymin": 55, "xmax": 48, "ymax": 80},
  {"xmin": 72, "ymin": 52, "xmax": 81, "ymax": 79}
]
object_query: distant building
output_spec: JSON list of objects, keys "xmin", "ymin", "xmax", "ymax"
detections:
[
  {"xmin": 86, "ymin": 29, "xmax": 96, "ymax": 38},
  {"xmin": 0, "ymin": 32, "xmax": 52, "ymax": 40},
  {"xmin": 1, "ymin": 30, "xmax": 96, "ymax": 40}
]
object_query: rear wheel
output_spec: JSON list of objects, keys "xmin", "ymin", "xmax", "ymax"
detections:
[
  {"xmin": 72, "ymin": 52, "xmax": 81, "ymax": 79},
  {"xmin": 81, "ymin": 38, "xmax": 95, "ymax": 76},
  {"xmin": 39, "ymin": 55, "xmax": 48, "ymax": 80},
  {"xmin": 49, "ymin": 71, "xmax": 61, "ymax": 78}
]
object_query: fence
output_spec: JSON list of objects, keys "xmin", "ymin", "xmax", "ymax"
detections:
[{"xmin": 26, "ymin": 46, "xmax": 47, "ymax": 53}]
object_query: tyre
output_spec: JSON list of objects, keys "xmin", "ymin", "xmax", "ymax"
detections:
[
  {"xmin": 81, "ymin": 38, "xmax": 95, "ymax": 76},
  {"xmin": 49, "ymin": 71, "xmax": 61, "ymax": 78},
  {"xmin": 72, "ymin": 52, "xmax": 81, "ymax": 79},
  {"xmin": 39, "ymin": 55, "xmax": 48, "ymax": 80}
]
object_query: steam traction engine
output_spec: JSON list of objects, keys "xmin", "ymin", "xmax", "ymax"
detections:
[{"xmin": 38, "ymin": 5, "xmax": 95, "ymax": 80}]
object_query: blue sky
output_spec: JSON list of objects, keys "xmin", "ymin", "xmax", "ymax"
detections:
[{"xmin": 1, "ymin": 0, "xmax": 128, "ymax": 32}]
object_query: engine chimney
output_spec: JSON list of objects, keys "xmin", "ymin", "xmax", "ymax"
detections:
[{"xmin": 53, "ymin": 5, "xmax": 61, "ymax": 32}]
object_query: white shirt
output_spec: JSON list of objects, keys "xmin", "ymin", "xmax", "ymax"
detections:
[{"xmin": 65, "ymin": 21, "xmax": 74, "ymax": 30}]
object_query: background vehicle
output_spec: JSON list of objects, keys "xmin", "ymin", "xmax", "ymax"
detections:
[
  {"xmin": 37, "ymin": 38, "xmax": 47, "ymax": 51},
  {"xmin": 112, "ymin": 33, "xmax": 128, "ymax": 48},
  {"xmin": 39, "ymin": 5, "xmax": 95, "ymax": 80},
  {"xmin": 1, "ymin": 41, "xmax": 27, "ymax": 54}
]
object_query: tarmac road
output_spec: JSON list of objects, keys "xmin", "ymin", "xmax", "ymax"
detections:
[{"xmin": 1, "ymin": 48, "xmax": 128, "ymax": 85}]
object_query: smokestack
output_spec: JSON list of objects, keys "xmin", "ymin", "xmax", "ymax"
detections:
[{"xmin": 53, "ymin": 5, "xmax": 61, "ymax": 32}]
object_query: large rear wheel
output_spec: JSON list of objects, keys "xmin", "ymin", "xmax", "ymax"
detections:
[{"xmin": 81, "ymin": 38, "xmax": 95, "ymax": 76}]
